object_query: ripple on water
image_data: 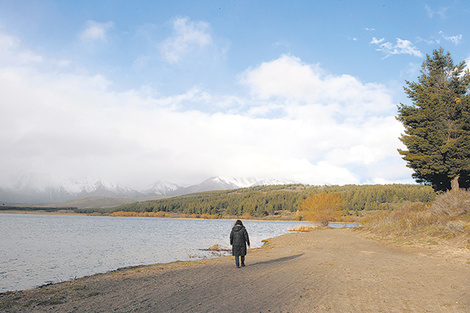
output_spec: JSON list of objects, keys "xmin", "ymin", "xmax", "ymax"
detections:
[{"xmin": 0, "ymin": 214, "xmax": 308, "ymax": 292}]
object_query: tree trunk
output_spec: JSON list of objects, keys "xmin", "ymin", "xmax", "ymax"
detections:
[{"xmin": 451, "ymin": 175, "xmax": 460, "ymax": 191}]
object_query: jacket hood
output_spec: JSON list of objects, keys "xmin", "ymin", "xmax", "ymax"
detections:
[{"xmin": 232, "ymin": 225, "xmax": 244, "ymax": 232}]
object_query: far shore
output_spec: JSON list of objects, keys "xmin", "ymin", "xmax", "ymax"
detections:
[
  {"xmin": 0, "ymin": 210, "xmax": 82, "ymax": 216},
  {"xmin": 1, "ymin": 228, "xmax": 468, "ymax": 312},
  {"xmin": 0, "ymin": 209, "xmax": 364, "ymax": 225},
  {"xmin": 0, "ymin": 209, "xmax": 300, "ymax": 221}
]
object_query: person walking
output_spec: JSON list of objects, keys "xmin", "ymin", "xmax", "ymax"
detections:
[{"xmin": 230, "ymin": 220, "xmax": 250, "ymax": 268}]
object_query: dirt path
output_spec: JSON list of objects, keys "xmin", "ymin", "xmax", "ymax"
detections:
[{"xmin": 1, "ymin": 229, "xmax": 469, "ymax": 312}]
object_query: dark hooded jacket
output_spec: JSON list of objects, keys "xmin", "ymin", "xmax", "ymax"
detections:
[{"xmin": 230, "ymin": 224, "xmax": 250, "ymax": 256}]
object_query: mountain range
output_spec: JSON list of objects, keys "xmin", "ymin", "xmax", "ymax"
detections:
[{"xmin": 0, "ymin": 176, "xmax": 299, "ymax": 205}]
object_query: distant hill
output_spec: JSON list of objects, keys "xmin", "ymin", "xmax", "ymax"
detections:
[
  {"xmin": 19, "ymin": 196, "xmax": 169, "ymax": 210},
  {"xmin": 0, "ymin": 176, "xmax": 298, "ymax": 205},
  {"xmin": 87, "ymin": 184, "xmax": 436, "ymax": 218},
  {"xmin": 3, "ymin": 184, "xmax": 436, "ymax": 218}
]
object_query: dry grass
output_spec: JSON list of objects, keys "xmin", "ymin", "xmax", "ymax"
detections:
[
  {"xmin": 429, "ymin": 189, "xmax": 470, "ymax": 217},
  {"xmin": 362, "ymin": 190, "xmax": 470, "ymax": 242},
  {"xmin": 202, "ymin": 244, "xmax": 231, "ymax": 252},
  {"xmin": 362, "ymin": 202, "xmax": 437, "ymax": 235},
  {"xmin": 288, "ymin": 225, "xmax": 317, "ymax": 232}
]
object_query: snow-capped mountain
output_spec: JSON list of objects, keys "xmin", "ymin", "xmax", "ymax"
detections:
[
  {"xmin": 252, "ymin": 178, "xmax": 299, "ymax": 186},
  {"xmin": 142, "ymin": 181, "xmax": 182, "ymax": 196},
  {"xmin": 1, "ymin": 177, "xmax": 143, "ymax": 205},
  {"xmin": 212, "ymin": 177, "xmax": 260, "ymax": 188},
  {"xmin": 171, "ymin": 176, "xmax": 299, "ymax": 196},
  {"xmin": 211, "ymin": 176, "xmax": 299, "ymax": 188},
  {"xmin": 75, "ymin": 181, "xmax": 143, "ymax": 199},
  {"xmin": 0, "ymin": 176, "xmax": 300, "ymax": 205}
]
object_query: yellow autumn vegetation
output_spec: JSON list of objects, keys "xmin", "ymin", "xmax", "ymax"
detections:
[
  {"xmin": 288, "ymin": 225, "xmax": 317, "ymax": 232},
  {"xmin": 297, "ymin": 192, "xmax": 345, "ymax": 226}
]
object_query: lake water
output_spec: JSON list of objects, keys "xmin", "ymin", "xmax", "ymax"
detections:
[{"xmin": 0, "ymin": 214, "xmax": 309, "ymax": 292}]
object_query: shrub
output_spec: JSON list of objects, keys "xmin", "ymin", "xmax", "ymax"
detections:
[
  {"xmin": 298, "ymin": 192, "xmax": 344, "ymax": 226},
  {"xmin": 154, "ymin": 211, "xmax": 167, "ymax": 218},
  {"xmin": 429, "ymin": 189, "xmax": 470, "ymax": 217},
  {"xmin": 241, "ymin": 212, "xmax": 252, "ymax": 219}
]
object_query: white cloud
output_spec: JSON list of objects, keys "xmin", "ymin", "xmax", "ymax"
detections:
[
  {"xmin": 241, "ymin": 55, "xmax": 394, "ymax": 118},
  {"xmin": 425, "ymin": 4, "xmax": 449, "ymax": 19},
  {"xmin": 416, "ymin": 36, "xmax": 438, "ymax": 45},
  {"xmin": 160, "ymin": 17, "xmax": 212, "ymax": 64},
  {"xmin": 439, "ymin": 31, "xmax": 462, "ymax": 45},
  {"xmin": 371, "ymin": 37, "xmax": 423, "ymax": 58},
  {"xmin": 80, "ymin": 20, "xmax": 114, "ymax": 42},
  {"xmin": 0, "ymin": 31, "xmax": 42, "ymax": 65},
  {"xmin": 370, "ymin": 37, "xmax": 384, "ymax": 45},
  {"xmin": 272, "ymin": 40, "xmax": 290, "ymax": 47},
  {"xmin": 0, "ymin": 31, "xmax": 19, "ymax": 50},
  {"xmin": 0, "ymin": 28, "xmax": 412, "ymax": 189},
  {"xmin": 236, "ymin": 55, "xmax": 407, "ymax": 183},
  {"xmin": 465, "ymin": 57, "xmax": 470, "ymax": 73}
]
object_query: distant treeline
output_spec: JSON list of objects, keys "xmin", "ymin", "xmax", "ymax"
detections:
[
  {"xmin": 0, "ymin": 206, "xmax": 78, "ymax": 212},
  {"xmin": 76, "ymin": 184, "xmax": 435, "ymax": 218}
]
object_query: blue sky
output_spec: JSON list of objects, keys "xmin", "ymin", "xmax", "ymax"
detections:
[{"xmin": 0, "ymin": 0, "xmax": 469, "ymax": 189}]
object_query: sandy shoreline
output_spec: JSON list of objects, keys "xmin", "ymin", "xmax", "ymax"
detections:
[{"xmin": 1, "ymin": 228, "xmax": 469, "ymax": 312}]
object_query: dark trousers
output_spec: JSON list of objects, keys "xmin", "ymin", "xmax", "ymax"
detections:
[{"xmin": 235, "ymin": 255, "xmax": 245, "ymax": 267}]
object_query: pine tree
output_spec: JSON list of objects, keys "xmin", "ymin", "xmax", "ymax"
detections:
[{"xmin": 397, "ymin": 48, "xmax": 470, "ymax": 191}]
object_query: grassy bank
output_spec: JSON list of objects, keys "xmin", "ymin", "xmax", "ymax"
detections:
[{"xmin": 361, "ymin": 189, "xmax": 470, "ymax": 248}]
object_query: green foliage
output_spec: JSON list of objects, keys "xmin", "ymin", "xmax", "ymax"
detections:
[
  {"xmin": 86, "ymin": 184, "xmax": 435, "ymax": 217},
  {"xmin": 109, "ymin": 184, "xmax": 306, "ymax": 218},
  {"xmin": 397, "ymin": 48, "xmax": 470, "ymax": 191}
]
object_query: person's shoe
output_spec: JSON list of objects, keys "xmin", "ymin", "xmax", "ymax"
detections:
[
  {"xmin": 236, "ymin": 266, "xmax": 239, "ymax": 268},
  {"xmin": 241, "ymin": 263, "xmax": 245, "ymax": 267}
]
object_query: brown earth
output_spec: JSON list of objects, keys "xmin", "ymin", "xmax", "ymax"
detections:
[{"xmin": 1, "ymin": 228, "xmax": 469, "ymax": 312}]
